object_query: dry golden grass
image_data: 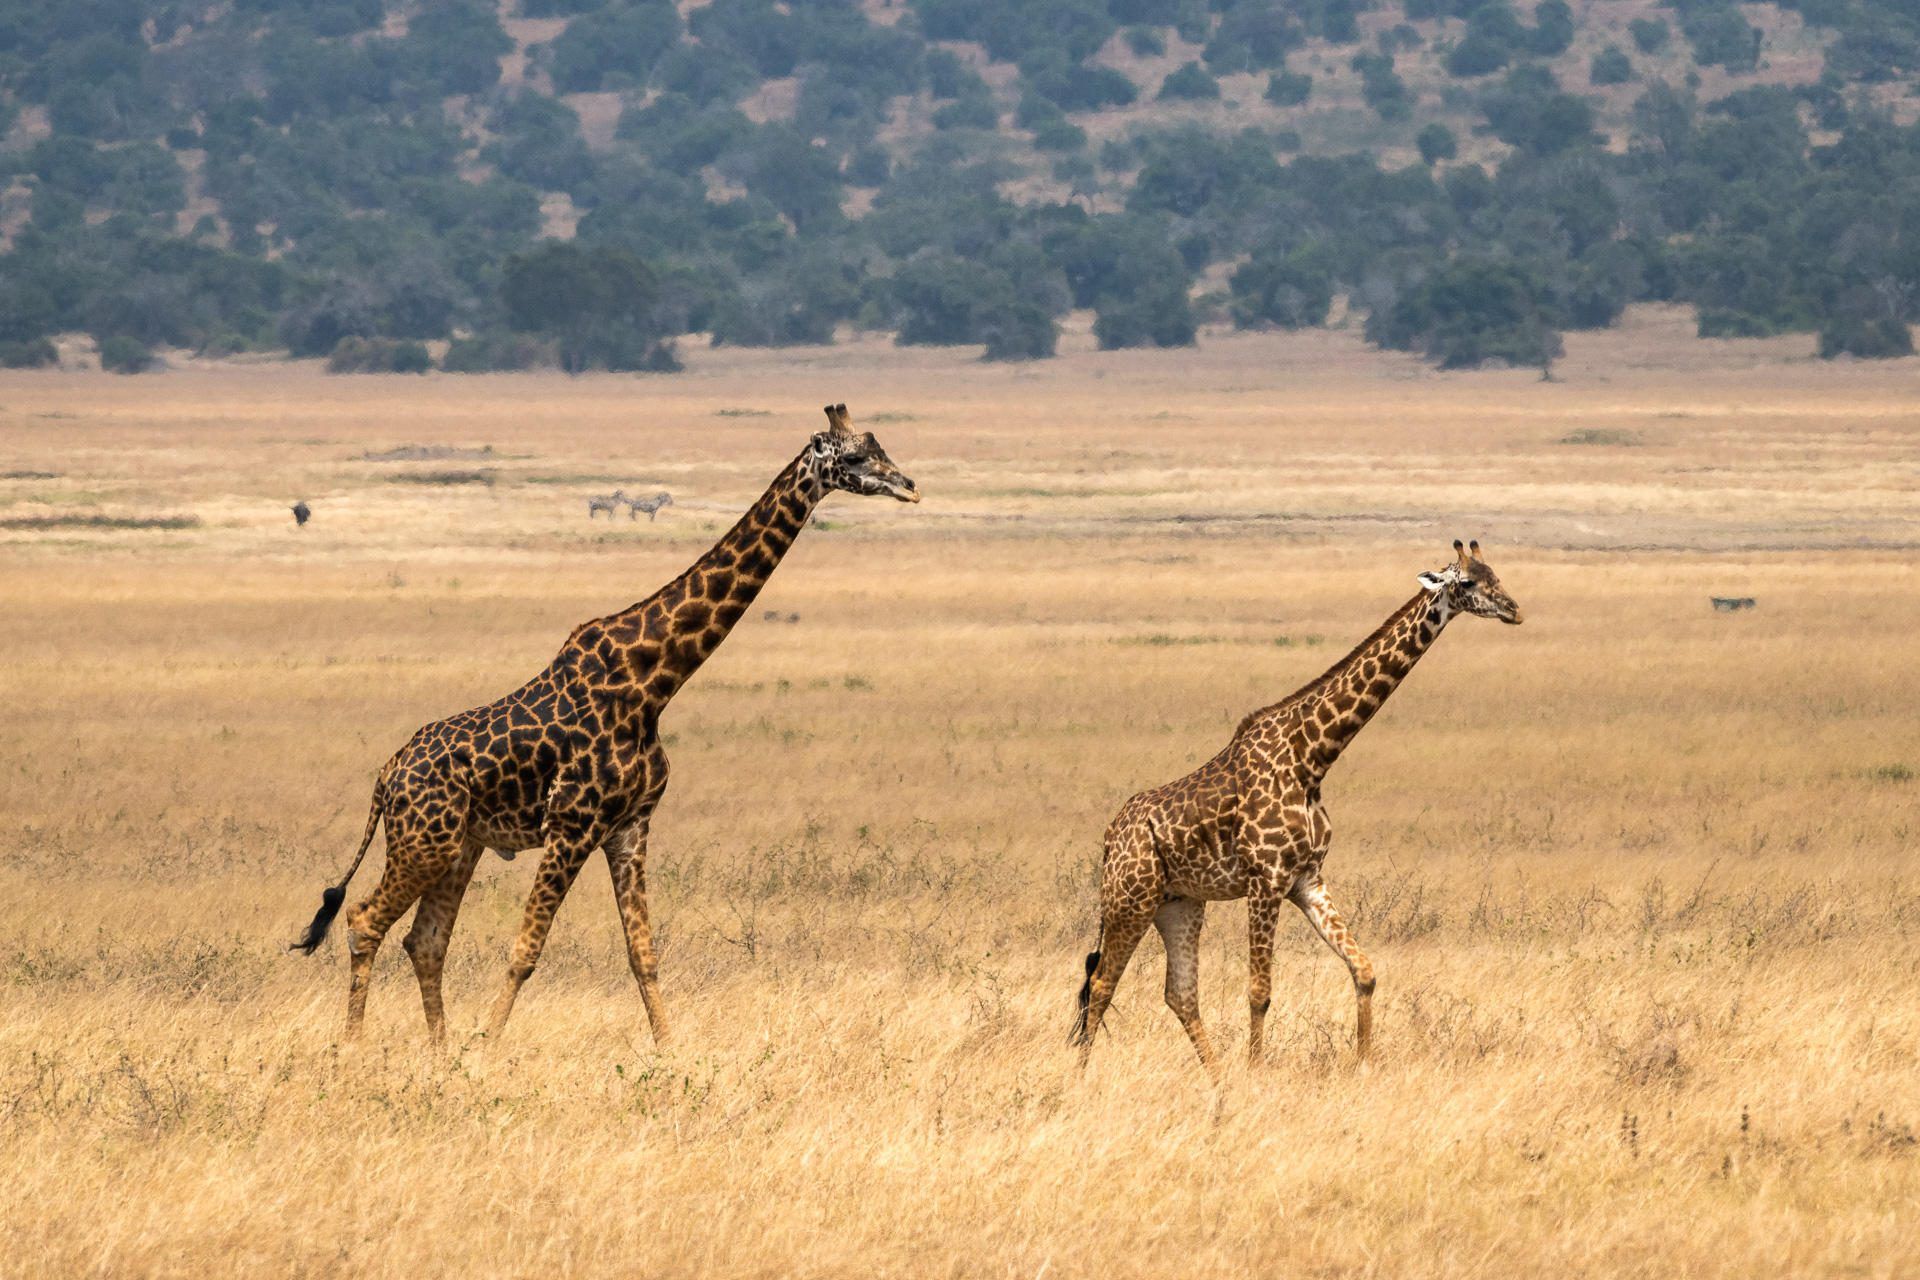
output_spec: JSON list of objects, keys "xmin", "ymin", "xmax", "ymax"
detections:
[{"xmin": 2, "ymin": 307, "xmax": 1918, "ymax": 1277}]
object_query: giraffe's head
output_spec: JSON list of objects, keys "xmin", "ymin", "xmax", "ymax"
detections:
[
  {"xmin": 1417, "ymin": 540, "xmax": 1523, "ymax": 624},
  {"xmin": 810, "ymin": 403, "xmax": 920, "ymax": 503}
]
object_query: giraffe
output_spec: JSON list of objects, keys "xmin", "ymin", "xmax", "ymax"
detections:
[
  {"xmin": 1071, "ymin": 540, "xmax": 1522, "ymax": 1077},
  {"xmin": 292, "ymin": 404, "xmax": 920, "ymax": 1047}
]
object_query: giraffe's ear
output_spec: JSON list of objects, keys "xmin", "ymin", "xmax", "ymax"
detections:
[{"xmin": 1417, "ymin": 570, "xmax": 1448, "ymax": 593}]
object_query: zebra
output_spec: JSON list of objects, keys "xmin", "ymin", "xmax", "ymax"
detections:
[
  {"xmin": 587, "ymin": 489, "xmax": 628, "ymax": 519},
  {"xmin": 626, "ymin": 491, "xmax": 674, "ymax": 521}
]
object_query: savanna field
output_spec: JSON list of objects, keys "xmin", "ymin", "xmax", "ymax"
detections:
[{"xmin": 2, "ymin": 308, "xmax": 1917, "ymax": 1277}]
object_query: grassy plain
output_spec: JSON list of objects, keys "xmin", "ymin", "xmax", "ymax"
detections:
[{"xmin": 1, "ymin": 307, "xmax": 1917, "ymax": 1277}]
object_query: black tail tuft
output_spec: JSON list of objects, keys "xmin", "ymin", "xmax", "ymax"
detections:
[
  {"xmin": 1070, "ymin": 949, "xmax": 1101, "ymax": 1046},
  {"xmin": 291, "ymin": 884, "xmax": 346, "ymax": 955}
]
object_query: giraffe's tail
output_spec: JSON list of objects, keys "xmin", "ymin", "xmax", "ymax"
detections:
[
  {"xmin": 291, "ymin": 771, "xmax": 387, "ymax": 955},
  {"xmin": 1069, "ymin": 945, "xmax": 1102, "ymax": 1046}
]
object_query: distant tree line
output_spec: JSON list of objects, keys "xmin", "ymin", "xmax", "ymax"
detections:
[{"xmin": 0, "ymin": 0, "xmax": 1916, "ymax": 374}]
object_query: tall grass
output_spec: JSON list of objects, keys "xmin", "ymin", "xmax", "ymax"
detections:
[{"xmin": 0, "ymin": 318, "xmax": 1916, "ymax": 1276}]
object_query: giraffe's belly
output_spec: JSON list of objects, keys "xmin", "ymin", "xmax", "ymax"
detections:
[
  {"xmin": 1160, "ymin": 820, "xmax": 1252, "ymax": 901},
  {"xmin": 1165, "ymin": 867, "xmax": 1254, "ymax": 901},
  {"xmin": 470, "ymin": 817, "xmax": 543, "ymax": 851}
]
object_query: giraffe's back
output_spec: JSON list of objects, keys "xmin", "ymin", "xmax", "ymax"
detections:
[
  {"xmin": 1106, "ymin": 748, "xmax": 1246, "ymax": 902},
  {"xmin": 384, "ymin": 668, "xmax": 592, "ymax": 850},
  {"xmin": 1107, "ymin": 711, "xmax": 1327, "ymax": 903}
]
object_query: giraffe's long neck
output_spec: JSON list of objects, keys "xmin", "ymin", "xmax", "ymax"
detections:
[
  {"xmin": 604, "ymin": 449, "xmax": 827, "ymax": 701},
  {"xmin": 1290, "ymin": 588, "xmax": 1455, "ymax": 781}
]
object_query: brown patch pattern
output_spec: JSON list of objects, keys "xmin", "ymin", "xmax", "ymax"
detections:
[
  {"xmin": 302, "ymin": 406, "xmax": 919, "ymax": 1047},
  {"xmin": 1076, "ymin": 541, "xmax": 1521, "ymax": 1077}
]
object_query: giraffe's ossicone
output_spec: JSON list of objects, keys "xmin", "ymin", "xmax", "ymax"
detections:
[
  {"xmin": 292, "ymin": 404, "xmax": 920, "ymax": 1047},
  {"xmin": 1073, "ymin": 540, "xmax": 1522, "ymax": 1077}
]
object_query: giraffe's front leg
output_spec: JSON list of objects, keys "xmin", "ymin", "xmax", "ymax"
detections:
[
  {"xmin": 1246, "ymin": 887, "xmax": 1283, "ymax": 1067},
  {"xmin": 484, "ymin": 827, "xmax": 601, "ymax": 1039},
  {"xmin": 605, "ymin": 815, "xmax": 669, "ymax": 1048},
  {"xmin": 1291, "ymin": 875, "xmax": 1376, "ymax": 1062}
]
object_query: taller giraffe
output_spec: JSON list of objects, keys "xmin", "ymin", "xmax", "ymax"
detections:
[
  {"xmin": 293, "ymin": 405, "xmax": 920, "ymax": 1046},
  {"xmin": 1072, "ymin": 540, "xmax": 1522, "ymax": 1077}
]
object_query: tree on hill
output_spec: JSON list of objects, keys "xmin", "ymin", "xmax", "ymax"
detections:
[
  {"xmin": 1160, "ymin": 63, "xmax": 1221, "ymax": 101},
  {"xmin": 1230, "ymin": 246, "xmax": 1334, "ymax": 329},
  {"xmin": 1527, "ymin": 0, "xmax": 1576, "ymax": 56},
  {"xmin": 1481, "ymin": 66, "xmax": 1599, "ymax": 155},
  {"xmin": 1591, "ymin": 46, "xmax": 1634, "ymax": 86},
  {"xmin": 1366, "ymin": 256, "xmax": 1564, "ymax": 370},
  {"xmin": 8, "ymin": 0, "xmax": 1920, "ymax": 375},
  {"xmin": 502, "ymin": 243, "xmax": 678, "ymax": 373},
  {"xmin": 1351, "ymin": 52, "xmax": 1412, "ymax": 121},
  {"xmin": 99, "ymin": 335, "xmax": 154, "ymax": 373},
  {"xmin": 1630, "ymin": 18, "xmax": 1671, "ymax": 53},
  {"xmin": 546, "ymin": 1, "xmax": 682, "ymax": 92},
  {"xmin": 1264, "ymin": 69, "xmax": 1312, "ymax": 105},
  {"xmin": 1417, "ymin": 123, "xmax": 1459, "ymax": 165}
]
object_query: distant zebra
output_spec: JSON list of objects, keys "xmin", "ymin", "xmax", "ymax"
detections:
[
  {"xmin": 587, "ymin": 489, "xmax": 628, "ymax": 519},
  {"xmin": 627, "ymin": 491, "xmax": 674, "ymax": 521}
]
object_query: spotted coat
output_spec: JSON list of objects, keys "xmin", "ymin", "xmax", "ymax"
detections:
[
  {"xmin": 295, "ymin": 405, "xmax": 920, "ymax": 1047},
  {"xmin": 1074, "ymin": 541, "xmax": 1523, "ymax": 1076}
]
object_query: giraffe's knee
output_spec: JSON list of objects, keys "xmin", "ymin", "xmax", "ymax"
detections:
[
  {"xmin": 347, "ymin": 927, "xmax": 381, "ymax": 961},
  {"xmin": 401, "ymin": 924, "xmax": 439, "ymax": 966},
  {"xmin": 1355, "ymin": 965, "xmax": 1376, "ymax": 998},
  {"xmin": 1250, "ymin": 995, "xmax": 1270, "ymax": 1017}
]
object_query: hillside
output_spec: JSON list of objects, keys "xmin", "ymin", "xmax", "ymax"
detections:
[{"xmin": 2, "ymin": 0, "xmax": 1919, "ymax": 371}]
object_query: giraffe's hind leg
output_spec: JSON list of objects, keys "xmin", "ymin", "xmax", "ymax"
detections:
[
  {"xmin": 401, "ymin": 840, "xmax": 485, "ymax": 1048},
  {"xmin": 1155, "ymin": 896, "xmax": 1221, "ymax": 1079},
  {"xmin": 1291, "ymin": 875, "xmax": 1376, "ymax": 1061},
  {"xmin": 343, "ymin": 838, "xmax": 459, "ymax": 1038},
  {"xmin": 1076, "ymin": 910, "xmax": 1152, "ymax": 1068},
  {"xmin": 1076, "ymin": 814, "xmax": 1163, "ymax": 1067}
]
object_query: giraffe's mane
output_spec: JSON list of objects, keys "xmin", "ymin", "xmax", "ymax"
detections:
[{"xmin": 1233, "ymin": 589, "xmax": 1428, "ymax": 738}]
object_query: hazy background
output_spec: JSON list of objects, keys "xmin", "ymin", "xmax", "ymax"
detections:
[{"xmin": 1, "ymin": 0, "xmax": 1918, "ymax": 374}]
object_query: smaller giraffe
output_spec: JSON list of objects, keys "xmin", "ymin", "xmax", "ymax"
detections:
[
  {"xmin": 627, "ymin": 491, "xmax": 674, "ymax": 521},
  {"xmin": 1072, "ymin": 540, "xmax": 1523, "ymax": 1077},
  {"xmin": 587, "ymin": 489, "xmax": 628, "ymax": 519}
]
